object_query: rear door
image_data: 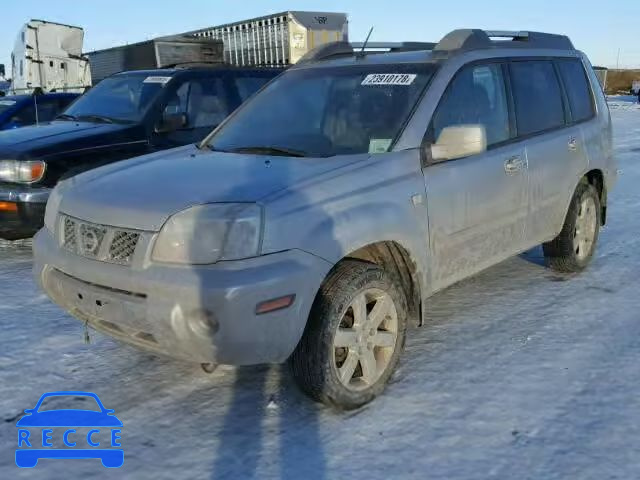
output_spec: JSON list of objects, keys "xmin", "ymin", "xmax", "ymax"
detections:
[
  {"xmin": 509, "ymin": 59, "xmax": 589, "ymax": 243},
  {"xmin": 423, "ymin": 61, "xmax": 529, "ymax": 290}
]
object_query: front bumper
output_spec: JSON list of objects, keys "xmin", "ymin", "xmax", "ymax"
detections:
[
  {"xmin": 33, "ymin": 228, "xmax": 332, "ymax": 365},
  {"xmin": 0, "ymin": 186, "xmax": 51, "ymax": 240}
]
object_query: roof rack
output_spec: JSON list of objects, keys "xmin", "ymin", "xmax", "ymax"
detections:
[
  {"xmin": 298, "ymin": 41, "xmax": 436, "ymax": 63},
  {"xmin": 433, "ymin": 29, "xmax": 574, "ymax": 53},
  {"xmin": 297, "ymin": 29, "xmax": 574, "ymax": 64}
]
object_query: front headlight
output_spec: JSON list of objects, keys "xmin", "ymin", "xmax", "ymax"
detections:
[
  {"xmin": 152, "ymin": 203, "xmax": 263, "ymax": 265},
  {"xmin": 44, "ymin": 186, "xmax": 62, "ymax": 233},
  {"xmin": 0, "ymin": 160, "xmax": 46, "ymax": 183}
]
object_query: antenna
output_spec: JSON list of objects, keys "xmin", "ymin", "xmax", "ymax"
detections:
[{"xmin": 359, "ymin": 27, "xmax": 374, "ymax": 56}]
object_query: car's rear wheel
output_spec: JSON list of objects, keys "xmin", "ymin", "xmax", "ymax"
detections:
[
  {"xmin": 543, "ymin": 181, "xmax": 601, "ymax": 273},
  {"xmin": 290, "ymin": 260, "xmax": 407, "ymax": 410}
]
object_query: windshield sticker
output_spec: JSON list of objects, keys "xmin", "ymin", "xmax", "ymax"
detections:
[
  {"xmin": 143, "ymin": 76, "xmax": 172, "ymax": 84},
  {"xmin": 0, "ymin": 100, "xmax": 17, "ymax": 106},
  {"xmin": 362, "ymin": 74, "xmax": 417, "ymax": 86},
  {"xmin": 369, "ymin": 138, "xmax": 392, "ymax": 154}
]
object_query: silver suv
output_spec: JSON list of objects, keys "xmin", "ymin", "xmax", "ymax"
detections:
[{"xmin": 34, "ymin": 29, "xmax": 616, "ymax": 409}]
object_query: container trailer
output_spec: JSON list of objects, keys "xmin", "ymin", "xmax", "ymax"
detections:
[{"xmin": 187, "ymin": 11, "xmax": 348, "ymax": 66}]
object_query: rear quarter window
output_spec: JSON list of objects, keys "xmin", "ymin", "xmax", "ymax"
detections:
[
  {"xmin": 556, "ymin": 59, "xmax": 595, "ymax": 123},
  {"xmin": 510, "ymin": 60, "xmax": 565, "ymax": 136},
  {"xmin": 35, "ymin": 100, "xmax": 61, "ymax": 122},
  {"xmin": 234, "ymin": 76, "xmax": 272, "ymax": 102}
]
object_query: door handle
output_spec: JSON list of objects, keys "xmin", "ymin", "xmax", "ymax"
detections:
[
  {"xmin": 504, "ymin": 156, "xmax": 525, "ymax": 174},
  {"xmin": 568, "ymin": 137, "xmax": 578, "ymax": 151}
]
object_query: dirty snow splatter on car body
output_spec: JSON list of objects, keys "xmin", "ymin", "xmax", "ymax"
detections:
[{"xmin": 1, "ymin": 104, "xmax": 639, "ymax": 479}]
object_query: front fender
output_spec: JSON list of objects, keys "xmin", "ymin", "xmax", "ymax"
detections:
[{"xmin": 261, "ymin": 150, "xmax": 431, "ymax": 291}]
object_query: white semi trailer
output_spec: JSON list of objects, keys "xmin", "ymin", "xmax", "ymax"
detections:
[
  {"xmin": 10, "ymin": 19, "xmax": 91, "ymax": 94},
  {"xmin": 187, "ymin": 11, "xmax": 349, "ymax": 66}
]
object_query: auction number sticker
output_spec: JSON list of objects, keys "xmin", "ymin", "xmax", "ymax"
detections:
[
  {"xmin": 362, "ymin": 74, "xmax": 416, "ymax": 86},
  {"xmin": 143, "ymin": 76, "xmax": 172, "ymax": 84}
]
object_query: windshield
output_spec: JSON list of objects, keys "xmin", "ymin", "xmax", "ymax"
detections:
[
  {"xmin": 207, "ymin": 64, "xmax": 435, "ymax": 157},
  {"xmin": 37, "ymin": 395, "xmax": 102, "ymax": 412},
  {"xmin": 62, "ymin": 73, "xmax": 171, "ymax": 123}
]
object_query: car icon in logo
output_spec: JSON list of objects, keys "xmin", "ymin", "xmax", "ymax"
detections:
[{"xmin": 16, "ymin": 391, "xmax": 123, "ymax": 468}]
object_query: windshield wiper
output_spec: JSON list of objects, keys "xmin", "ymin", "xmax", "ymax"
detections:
[
  {"xmin": 224, "ymin": 145, "xmax": 308, "ymax": 157},
  {"xmin": 55, "ymin": 113, "xmax": 77, "ymax": 121},
  {"xmin": 75, "ymin": 114, "xmax": 116, "ymax": 124}
]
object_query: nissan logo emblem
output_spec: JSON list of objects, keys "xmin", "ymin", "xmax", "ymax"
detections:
[{"xmin": 81, "ymin": 229, "xmax": 99, "ymax": 254}]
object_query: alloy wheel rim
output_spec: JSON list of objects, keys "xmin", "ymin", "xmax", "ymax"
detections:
[
  {"xmin": 574, "ymin": 196, "xmax": 597, "ymax": 261},
  {"xmin": 332, "ymin": 288, "xmax": 398, "ymax": 391}
]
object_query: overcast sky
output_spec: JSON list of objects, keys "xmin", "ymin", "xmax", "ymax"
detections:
[{"xmin": 2, "ymin": 0, "xmax": 639, "ymax": 77}]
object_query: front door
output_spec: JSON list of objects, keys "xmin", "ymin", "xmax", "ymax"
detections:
[
  {"xmin": 150, "ymin": 74, "xmax": 234, "ymax": 150},
  {"xmin": 423, "ymin": 61, "xmax": 529, "ymax": 291}
]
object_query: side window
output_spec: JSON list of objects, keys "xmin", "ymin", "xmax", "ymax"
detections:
[
  {"xmin": 510, "ymin": 61, "xmax": 565, "ymax": 136},
  {"xmin": 163, "ymin": 82, "xmax": 190, "ymax": 116},
  {"xmin": 163, "ymin": 77, "xmax": 230, "ymax": 129},
  {"xmin": 556, "ymin": 59, "xmax": 595, "ymax": 123},
  {"xmin": 234, "ymin": 76, "xmax": 271, "ymax": 102},
  {"xmin": 11, "ymin": 104, "xmax": 36, "ymax": 125},
  {"xmin": 58, "ymin": 96, "xmax": 76, "ymax": 111},
  {"xmin": 431, "ymin": 63, "xmax": 510, "ymax": 148},
  {"xmin": 34, "ymin": 100, "xmax": 61, "ymax": 122}
]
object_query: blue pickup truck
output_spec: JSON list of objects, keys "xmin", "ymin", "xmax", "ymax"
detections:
[{"xmin": 0, "ymin": 93, "xmax": 78, "ymax": 130}]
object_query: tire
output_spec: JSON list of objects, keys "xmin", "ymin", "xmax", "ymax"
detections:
[
  {"xmin": 290, "ymin": 260, "xmax": 407, "ymax": 410},
  {"xmin": 543, "ymin": 181, "xmax": 601, "ymax": 273}
]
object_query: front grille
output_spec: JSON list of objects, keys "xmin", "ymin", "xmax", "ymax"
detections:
[
  {"xmin": 60, "ymin": 215, "xmax": 142, "ymax": 266},
  {"xmin": 63, "ymin": 217, "xmax": 77, "ymax": 252},
  {"xmin": 108, "ymin": 231, "xmax": 141, "ymax": 265}
]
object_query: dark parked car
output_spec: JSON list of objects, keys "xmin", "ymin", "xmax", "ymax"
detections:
[
  {"xmin": 0, "ymin": 93, "xmax": 78, "ymax": 130},
  {"xmin": 0, "ymin": 66, "xmax": 282, "ymax": 239}
]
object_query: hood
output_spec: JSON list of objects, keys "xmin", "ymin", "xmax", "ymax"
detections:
[
  {"xmin": 60, "ymin": 145, "xmax": 366, "ymax": 231},
  {"xmin": 0, "ymin": 121, "xmax": 140, "ymax": 158}
]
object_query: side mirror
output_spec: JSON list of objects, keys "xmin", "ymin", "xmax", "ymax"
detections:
[
  {"xmin": 155, "ymin": 112, "xmax": 187, "ymax": 134},
  {"xmin": 430, "ymin": 125, "xmax": 487, "ymax": 162}
]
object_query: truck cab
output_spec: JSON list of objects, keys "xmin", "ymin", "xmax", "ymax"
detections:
[
  {"xmin": 0, "ymin": 66, "xmax": 282, "ymax": 239},
  {"xmin": 10, "ymin": 20, "xmax": 91, "ymax": 95}
]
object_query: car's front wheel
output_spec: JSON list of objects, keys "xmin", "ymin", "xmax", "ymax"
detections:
[{"xmin": 290, "ymin": 260, "xmax": 407, "ymax": 410}]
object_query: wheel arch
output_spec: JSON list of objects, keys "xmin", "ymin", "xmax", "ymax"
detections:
[
  {"xmin": 584, "ymin": 169, "xmax": 607, "ymax": 225},
  {"xmin": 339, "ymin": 240, "xmax": 423, "ymax": 328}
]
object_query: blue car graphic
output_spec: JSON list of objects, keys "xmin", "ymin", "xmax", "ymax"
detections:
[{"xmin": 16, "ymin": 391, "xmax": 123, "ymax": 468}]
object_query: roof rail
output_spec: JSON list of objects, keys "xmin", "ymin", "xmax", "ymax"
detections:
[
  {"xmin": 298, "ymin": 41, "xmax": 435, "ymax": 64},
  {"xmin": 297, "ymin": 29, "xmax": 574, "ymax": 64},
  {"xmin": 350, "ymin": 42, "xmax": 436, "ymax": 52},
  {"xmin": 484, "ymin": 30, "xmax": 530, "ymax": 40},
  {"xmin": 433, "ymin": 29, "xmax": 574, "ymax": 53}
]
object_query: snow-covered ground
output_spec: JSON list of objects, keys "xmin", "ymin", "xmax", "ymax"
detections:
[
  {"xmin": 1, "ymin": 103, "xmax": 640, "ymax": 480},
  {"xmin": 607, "ymin": 94, "xmax": 640, "ymax": 111}
]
